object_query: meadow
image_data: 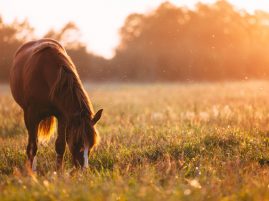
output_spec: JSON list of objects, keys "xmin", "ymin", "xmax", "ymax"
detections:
[{"xmin": 1, "ymin": 81, "xmax": 269, "ymax": 201}]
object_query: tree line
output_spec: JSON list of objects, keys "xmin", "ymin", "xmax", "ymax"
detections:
[{"xmin": 1, "ymin": 0, "xmax": 269, "ymax": 82}]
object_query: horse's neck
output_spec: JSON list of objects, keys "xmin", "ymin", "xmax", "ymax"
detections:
[
  {"xmin": 51, "ymin": 74, "xmax": 92, "ymax": 120},
  {"xmin": 56, "ymin": 96, "xmax": 83, "ymax": 119},
  {"xmin": 59, "ymin": 94, "xmax": 91, "ymax": 121}
]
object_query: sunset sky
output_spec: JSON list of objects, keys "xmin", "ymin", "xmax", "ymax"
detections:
[{"xmin": 0, "ymin": 0, "xmax": 269, "ymax": 58}]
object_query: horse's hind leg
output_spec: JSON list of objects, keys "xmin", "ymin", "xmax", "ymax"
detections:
[
  {"xmin": 55, "ymin": 117, "xmax": 66, "ymax": 171},
  {"xmin": 24, "ymin": 108, "xmax": 39, "ymax": 172}
]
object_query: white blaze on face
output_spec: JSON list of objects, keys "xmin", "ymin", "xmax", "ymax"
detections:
[{"xmin": 83, "ymin": 146, "xmax": 89, "ymax": 168}]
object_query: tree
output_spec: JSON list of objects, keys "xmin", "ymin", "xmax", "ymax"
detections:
[
  {"xmin": 113, "ymin": 0, "xmax": 269, "ymax": 81},
  {"xmin": 0, "ymin": 18, "xmax": 34, "ymax": 82}
]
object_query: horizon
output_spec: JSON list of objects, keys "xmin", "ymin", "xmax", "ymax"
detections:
[{"xmin": 1, "ymin": 0, "xmax": 269, "ymax": 58}]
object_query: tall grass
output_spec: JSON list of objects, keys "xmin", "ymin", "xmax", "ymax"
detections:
[{"xmin": 1, "ymin": 81, "xmax": 269, "ymax": 201}]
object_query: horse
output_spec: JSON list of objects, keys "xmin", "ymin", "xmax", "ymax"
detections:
[{"xmin": 9, "ymin": 38, "xmax": 103, "ymax": 171}]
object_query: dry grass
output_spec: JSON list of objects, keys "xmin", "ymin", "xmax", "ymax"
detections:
[{"xmin": 1, "ymin": 81, "xmax": 269, "ymax": 201}]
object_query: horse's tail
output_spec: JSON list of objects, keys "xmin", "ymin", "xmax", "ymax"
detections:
[{"xmin": 38, "ymin": 116, "xmax": 56, "ymax": 140}]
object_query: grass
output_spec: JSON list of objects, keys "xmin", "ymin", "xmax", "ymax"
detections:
[{"xmin": 1, "ymin": 81, "xmax": 269, "ymax": 200}]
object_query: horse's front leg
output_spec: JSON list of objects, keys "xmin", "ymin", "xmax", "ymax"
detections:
[
  {"xmin": 55, "ymin": 117, "xmax": 66, "ymax": 171},
  {"xmin": 24, "ymin": 109, "xmax": 39, "ymax": 172}
]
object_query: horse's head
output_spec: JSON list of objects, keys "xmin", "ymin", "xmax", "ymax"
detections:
[{"xmin": 67, "ymin": 109, "xmax": 103, "ymax": 168}]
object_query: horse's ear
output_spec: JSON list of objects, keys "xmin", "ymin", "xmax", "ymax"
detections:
[{"xmin": 92, "ymin": 109, "xmax": 103, "ymax": 125}]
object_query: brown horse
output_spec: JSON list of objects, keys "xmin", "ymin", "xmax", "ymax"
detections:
[{"xmin": 10, "ymin": 38, "xmax": 103, "ymax": 171}]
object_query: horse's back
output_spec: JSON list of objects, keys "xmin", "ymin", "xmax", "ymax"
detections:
[{"xmin": 10, "ymin": 39, "xmax": 65, "ymax": 109}]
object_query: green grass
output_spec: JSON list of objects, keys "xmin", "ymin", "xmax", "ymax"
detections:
[{"xmin": 1, "ymin": 81, "xmax": 269, "ymax": 201}]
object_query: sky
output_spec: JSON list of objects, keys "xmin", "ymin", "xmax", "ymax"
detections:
[{"xmin": 1, "ymin": 0, "xmax": 269, "ymax": 58}]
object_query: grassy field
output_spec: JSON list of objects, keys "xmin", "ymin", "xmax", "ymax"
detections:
[{"xmin": 1, "ymin": 81, "xmax": 269, "ymax": 201}]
